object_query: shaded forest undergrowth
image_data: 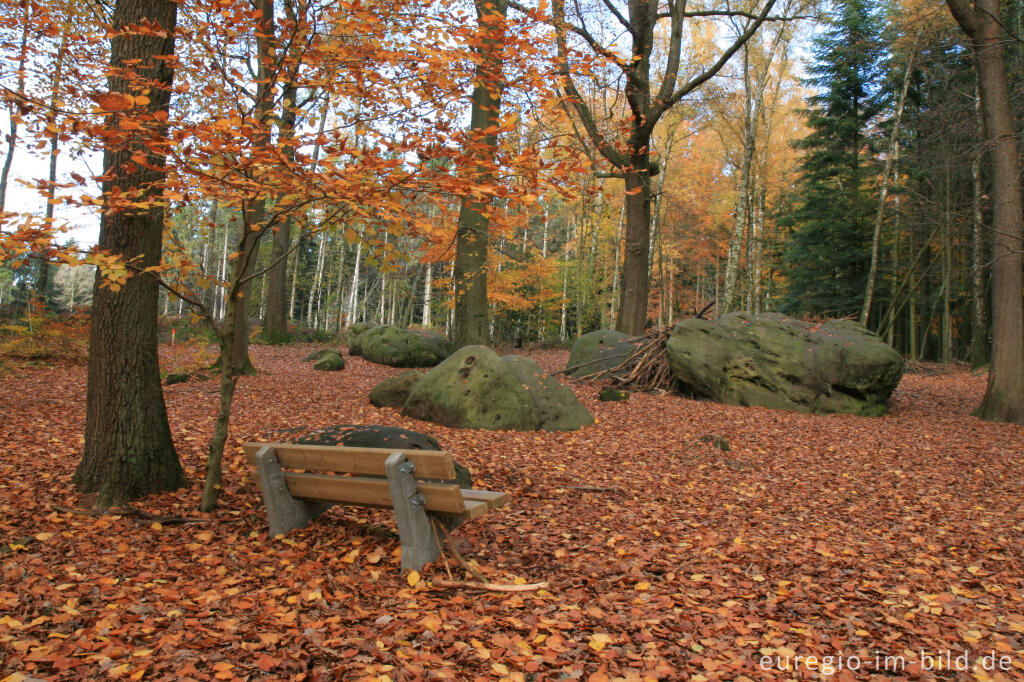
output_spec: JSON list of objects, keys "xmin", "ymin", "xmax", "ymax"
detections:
[{"xmin": 1, "ymin": 346, "xmax": 1023, "ymax": 680}]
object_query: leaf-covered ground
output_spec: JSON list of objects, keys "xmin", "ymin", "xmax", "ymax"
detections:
[{"xmin": 1, "ymin": 345, "xmax": 1023, "ymax": 681}]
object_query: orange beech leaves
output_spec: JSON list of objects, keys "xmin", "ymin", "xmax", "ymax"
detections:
[{"xmin": 2, "ymin": 347, "xmax": 1023, "ymax": 680}]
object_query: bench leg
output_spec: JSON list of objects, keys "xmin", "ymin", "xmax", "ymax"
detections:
[
  {"xmin": 255, "ymin": 445, "xmax": 333, "ymax": 537},
  {"xmin": 385, "ymin": 452, "xmax": 441, "ymax": 572}
]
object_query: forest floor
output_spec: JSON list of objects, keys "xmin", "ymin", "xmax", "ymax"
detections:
[{"xmin": 1, "ymin": 345, "xmax": 1023, "ymax": 681}]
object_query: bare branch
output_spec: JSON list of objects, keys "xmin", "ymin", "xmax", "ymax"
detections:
[{"xmin": 653, "ymin": 0, "xmax": 779, "ymax": 122}]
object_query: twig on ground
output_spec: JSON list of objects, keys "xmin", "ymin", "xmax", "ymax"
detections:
[
  {"xmin": 429, "ymin": 579, "xmax": 550, "ymax": 593},
  {"xmin": 431, "ymin": 518, "xmax": 454, "ymax": 581},
  {"xmin": 436, "ymin": 522, "xmax": 487, "ymax": 583}
]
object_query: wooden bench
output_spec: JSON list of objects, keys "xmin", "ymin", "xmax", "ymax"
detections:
[{"xmin": 242, "ymin": 442, "xmax": 510, "ymax": 571}]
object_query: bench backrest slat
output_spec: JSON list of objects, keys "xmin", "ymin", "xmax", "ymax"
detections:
[
  {"xmin": 242, "ymin": 442, "xmax": 456, "ymax": 480},
  {"xmin": 285, "ymin": 472, "xmax": 467, "ymax": 514}
]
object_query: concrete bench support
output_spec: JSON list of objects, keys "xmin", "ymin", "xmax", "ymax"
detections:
[
  {"xmin": 385, "ymin": 451, "xmax": 442, "ymax": 571},
  {"xmin": 255, "ymin": 445, "xmax": 333, "ymax": 537}
]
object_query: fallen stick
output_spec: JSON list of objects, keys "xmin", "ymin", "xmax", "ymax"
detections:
[
  {"xmin": 430, "ymin": 579, "xmax": 550, "ymax": 593},
  {"xmin": 436, "ymin": 522, "xmax": 487, "ymax": 583}
]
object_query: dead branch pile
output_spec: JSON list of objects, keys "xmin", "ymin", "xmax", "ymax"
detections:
[{"xmin": 568, "ymin": 302, "xmax": 714, "ymax": 392}]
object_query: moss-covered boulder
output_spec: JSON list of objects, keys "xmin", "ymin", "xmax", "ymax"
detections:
[
  {"xmin": 502, "ymin": 356, "xmax": 593, "ymax": 431},
  {"xmin": 401, "ymin": 346, "xmax": 591, "ymax": 431},
  {"xmin": 599, "ymin": 386, "xmax": 629, "ymax": 401},
  {"xmin": 346, "ymin": 323, "xmax": 379, "ymax": 356},
  {"xmin": 566, "ymin": 329, "xmax": 637, "ymax": 378},
  {"xmin": 369, "ymin": 369, "xmax": 426, "ymax": 408},
  {"xmin": 269, "ymin": 424, "xmax": 471, "ymax": 488},
  {"xmin": 666, "ymin": 312, "xmax": 904, "ymax": 416},
  {"xmin": 360, "ymin": 326, "xmax": 453, "ymax": 368},
  {"xmin": 303, "ymin": 348, "xmax": 342, "ymax": 363},
  {"xmin": 312, "ymin": 350, "xmax": 345, "ymax": 371},
  {"xmin": 402, "ymin": 346, "xmax": 539, "ymax": 430}
]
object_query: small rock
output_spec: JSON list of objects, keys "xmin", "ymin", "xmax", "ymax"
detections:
[{"xmin": 599, "ymin": 386, "xmax": 629, "ymax": 402}]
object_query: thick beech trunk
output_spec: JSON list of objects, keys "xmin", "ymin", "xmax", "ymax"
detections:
[
  {"xmin": 74, "ymin": 0, "xmax": 184, "ymax": 507},
  {"xmin": 947, "ymin": 0, "xmax": 1023, "ymax": 423}
]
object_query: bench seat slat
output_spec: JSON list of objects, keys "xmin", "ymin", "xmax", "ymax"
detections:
[
  {"xmin": 284, "ymin": 473, "xmax": 467, "ymax": 514},
  {"xmin": 243, "ymin": 442, "xmax": 456, "ymax": 480},
  {"xmin": 456, "ymin": 499, "xmax": 489, "ymax": 521},
  {"xmin": 461, "ymin": 489, "xmax": 510, "ymax": 510}
]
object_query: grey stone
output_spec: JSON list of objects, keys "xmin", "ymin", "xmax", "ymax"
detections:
[
  {"xmin": 566, "ymin": 330, "xmax": 637, "ymax": 378},
  {"xmin": 312, "ymin": 350, "xmax": 345, "ymax": 371},
  {"xmin": 666, "ymin": 312, "xmax": 904, "ymax": 416},
  {"xmin": 369, "ymin": 369, "xmax": 426, "ymax": 408},
  {"xmin": 502, "ymin": 355, "xmax": 593, "ymax": 431},
  {"xmin": 402, "ymin": 346, "xmax": 541, "ymax": 430},
  {"xmin": 599, "ymin": 386, "xmax": 629, "ymax": 401},
  {"xmin": 346, "ymin": 323, "xmax": 378, "ymax": 356},
  {"xmin": 401, "ymin": 346, "xmax": 591, "ymax": 432},
  {"xmin": 360, "ymin": 326, "xmax": 453, "ymax": 368},
  {"xmin": 303, "ymin": 348, "xmax": 341, "ymax": 363}
]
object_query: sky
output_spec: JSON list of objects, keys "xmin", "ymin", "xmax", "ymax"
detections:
[{"xmin": 1, "ymin": 109, "xmax": 102, "ymax": 248}]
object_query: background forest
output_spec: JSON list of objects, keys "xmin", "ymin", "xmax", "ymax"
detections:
[{"xmin": 0, "ymin": 0, "xmax": 1021, "ymax": 363}]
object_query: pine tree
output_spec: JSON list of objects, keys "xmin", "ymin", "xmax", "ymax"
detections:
[{"xmin": 780, "ymin": 0, "xmax": 886, "ymax": 317}]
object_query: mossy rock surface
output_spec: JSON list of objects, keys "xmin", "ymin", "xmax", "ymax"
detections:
[
  {"xmin": 666, "ymin": 312, "xmax": 904, "ymax": 416},
  {"xmin": 312, "ymin": 350, "xmax": 345, "ymax": 371},
  {"xmin": 369, "ymin": 369, "xmax": 426, "ymax": 408},
  {"xmin": 566, "ymin": 330, "xmax": 637, "ymax": 378},
  {"xmin": 401, "ymin": 346, "xmax": 591, "ymax": 431},
  {"xmin": 346, "ymin": 323, "xmax": 379, "ymax": 356},
  {"xmin": 269, "ymin": 424, "xmax": 471, "ymax": 488},
  {"xmin": 303, "ymin": 348, "xmax": 342, "ymax": 363},
  {"xmin": 402, "ymin": 346, "xmax": 541, "ymax": 430},
  {"xmin": 598, "ymin": 386, "xmax": 629, "ymax": 402},
  {"xmin": 165, "ymin": 373, "xmax": 190, "ymax": 385},
  {"xmin": 360, "ymin": 326, "xmax": 453, "ymax": 368},
  {"xmin": 502, "ymin": 356, "xmax": 593, "ymax": 431}
]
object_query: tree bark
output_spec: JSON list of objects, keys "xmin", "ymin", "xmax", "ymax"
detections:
[
  {"xmin": 74, "ymin": 0, "xmax": 184, "ymax": 507},
  {"xmin": 452, "ymin": 0, "xmax": 508, "ymax": 348},
  {"xmin": 861, "ymin": 42, "xmax": 915, "ymax": 327},
  {"xmin": 947, "ymin": 0, "xmax": 1024, "ymax": 423},
  {"xmin": 970, "ymin": 81, "xmax": 989, "ymax": 368}
]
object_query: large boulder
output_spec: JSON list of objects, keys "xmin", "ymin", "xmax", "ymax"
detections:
[
  {"xmin": 666, "ymin": 313, "xmax": 904, "ymax": 416},
  {"xmin": 403, "ymin": 346, "xmax": 540, "ymax": 430},
  {"xmin": 270, "ymin": 424, "xmax": 471, "ymax": 488},
  {"xmin": 402, "ymin": 346, "xmax": 592, "ymax": 431},
  {"xmin": 347, "ymin": 323, "xmax": 379, "ymax": 356},
  {"xmin": 503, "ymin": 356, "xmax": 593, "ymax": 431},
  {"xmin": 359, "ymin": 326, "xmax": 453, "ymax": 368},
  {"xmin": 369, "ymin": 369, "xmax": 426, "ymax": 408},
  {"xmin": 566, "ymin": 330, "xmax": 637, "ymax": 378}
]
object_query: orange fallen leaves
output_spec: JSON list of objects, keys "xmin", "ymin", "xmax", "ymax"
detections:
[{"xmin": 0, "ymin": 347, "xmax": 1022, "ymax": 679}]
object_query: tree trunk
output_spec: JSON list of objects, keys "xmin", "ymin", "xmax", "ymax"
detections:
[
  {"xmin": 615, "ymin": 163, "xmax": 653, "ymax": 335},
  {"xmin": 861, "ymin": 43, "xmax": 915, "ymax": 327},
  {"xmin": 74, "ymin": 0, "xmax": 184, "ymax": 507},
  {"xmin": 0, "ymin": 2, "xmax": 29, "ymax": 219},
  {"xmin": 422, "ymin": 261, "xmax": 432, "ymax": 327},
  {"xmin": 452, "ymin": 0, "xmax": 507, "ymax": 347},
  {"xmin": 948, "ymin": 0, "xmax": 1024, "ymax": 422},
  {"xmin": 722, "ymin": 46, "xmax": 756, "ymax": 314},
  {"xmin": 970, "ymin": 81, "xmax": 989, "ymax": 368}
]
